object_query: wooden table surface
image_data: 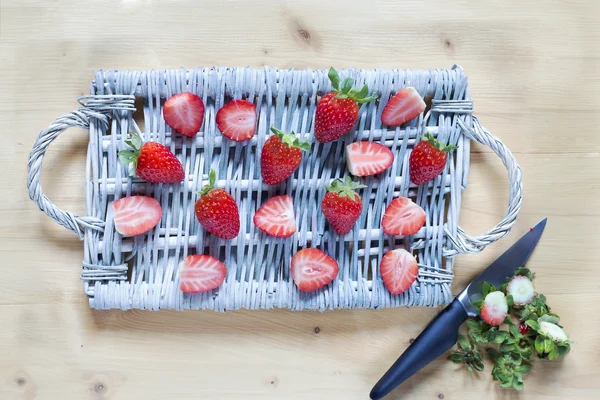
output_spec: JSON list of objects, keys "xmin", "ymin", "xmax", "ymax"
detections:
[{"xmin": 1, "ymin": 1, "xmax": 599, "ymax": 399}]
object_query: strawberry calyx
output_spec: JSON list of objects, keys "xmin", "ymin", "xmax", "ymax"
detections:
[
  {"xmin": 269, "ymin": 126, "xmax": 311, "ymax": 151},
  {"xmin": 198, "ymin": 169, "xmax": 217, "ymax": 197},
  {"xmin": 327, "ymin": 67, "xmax": 378, "ymax": 104},
  {"xmin": 118, "ymin": 132, "xmax": 144, "ymax": 172},
  {"xmin": 421, "ymin": 133, "xmax": 458, "ymax": 153},
  {"xmin": 324, "ymin": 176, "xmax": 366, "ymax": 198}
]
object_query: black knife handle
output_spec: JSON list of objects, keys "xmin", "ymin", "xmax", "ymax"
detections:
[{"xmin": 370, "ymin": 299, "xmax": 469, "ymax": 400}]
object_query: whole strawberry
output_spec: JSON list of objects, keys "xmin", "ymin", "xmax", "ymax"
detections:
[
  {"xmin": 314, "ymin": 67, "xmax": 378, "ymax": 143},
  {"xmin": 409, "ymin": 134, "xmax": 457, "ymax": 185},
  {"xmin": 195, "ymin": 169, "xmax": 240, "ymax": 239},
  {"xmin": 321, "ymin": 177, "xmax": 366, "ymax": 235},
  {"xmin": 261, "ymin": 126, "xmax": 310, "ymax": 185},
  {"xmin": 118, "ymin": 132, "xmax": 184, "ymax": 183}
]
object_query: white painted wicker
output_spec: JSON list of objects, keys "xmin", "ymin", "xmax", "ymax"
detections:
[{"xmin": 27, "ymin": 66, "xmax": 522, "ymax": 311}]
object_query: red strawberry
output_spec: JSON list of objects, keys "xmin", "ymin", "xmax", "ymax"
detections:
[
  {"xmin": 163, "ymin": 92, "xmax": 205, "ymax": 137},
  {"xmin": 253, "ymin": 195, "xmax": 296, "ymax": 238},
  {"xmin": 314, "ymin": 67, "xmax": 377, "ymax": 143},
  {"xmin": 321, "ymin": 177, "xmax": 365, "ymax": 235},
  {"xmin": 261, "ymin": 126, "xmax": 310, "ymax": 185},
  {"xmin": 345, "ymin": 141, "xmax": 394, "ymax": 176},
  {"xmin": 216, "ymin": 99, "xmax": 256, "ymax": 142},
  {"xmin": 118, "ymin": 133, "xmax": 185, "ymax": 183},
  {"xmin": 291, "ymin": 248, "xmax": 339, "ymax": 292},
  {"xmin": 409, "ymin": 134, "xmax": 456, "ymax": 185},
  {"xmin": 381, "ymin": 87, "xmax": 426, "ymax": 126},
  {"xmin": 195, "ymin": 170, "xmax": 240, "ymax": 240},
  {"xmin": 518, "ymin": 322, "xmax": 530, "ymax": 336},
  {"xmin": 480, "ymin": 291, "xmax": 508, "ymax": 326},
  {"xmin": 381, "ymin": 197, "xmax": 426, "ymax": 236},
  {"xmin": 179, "ymin": 254, "xmax": 227, "ymax": 293},
  {"xmin": 380, "ymin": 248, "xmax": 419, "ymax": 295},
  {"xmin": 112, "ymin": 195, "xmax": 162, "ymax": 236}
]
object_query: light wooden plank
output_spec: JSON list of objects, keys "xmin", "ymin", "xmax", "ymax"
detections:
[{"xmin": 1, "ymin": 0, "xmax": 599, "ymax": 398}]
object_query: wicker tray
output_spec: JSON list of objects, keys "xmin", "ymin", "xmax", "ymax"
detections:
[{"xmin": 27, "ymin": 66, "xmax": 521, "ymax": 311}]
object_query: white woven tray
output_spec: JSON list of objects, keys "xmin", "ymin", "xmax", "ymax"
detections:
[{"xmin": 27, "ymin": 66, "xmax": 522, "ymax": 311}]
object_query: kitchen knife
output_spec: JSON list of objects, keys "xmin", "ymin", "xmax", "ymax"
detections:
[{"xmin": 370, "ymin": 218, "xmax": 547, "ymax": 400}]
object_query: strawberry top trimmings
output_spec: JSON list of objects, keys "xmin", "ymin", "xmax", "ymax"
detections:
[{"xmin": 449, "ymin": 269, "xmax": 571, "ymax": 391}]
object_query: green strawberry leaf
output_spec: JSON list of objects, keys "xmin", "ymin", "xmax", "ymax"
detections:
[
  {"xmin": 328, "ymin": 67, "xmax": 340, "ymax": 91},
  {"xmin": 466, "ymin": 319, "xmax": 480, "ymax": 331},
  {"xmin": 513, "ymin": 379, "xmax": 524, "ymax": 391},
  {"xmin": 130, "ymin": 131, "xmax": 143, "ymax": 149},
  {"xmin": 506, "ymin": 294, "xmax": 514, "ymax": 307},
  {"xmin": 526, "ymin": 320, "xmax": 541, "ymax": 332},
  {"xmin": 482, "ymin": 282, "xmax": 493, "ymax": 296},
  {"xmin": 199, "ymin": 169, "xmax": 217, "ymax": 196},
  {"xmin": 457, "ymin": 334, "xmax": 471, "ymax": 350},
  {"xmin": 341, "ymin": 77, "xmax": 354, "ymax": 94},
  {"xmin": 539, "ymin": 314, "xmax": 560, "ymax": 325},
  {"xmin": 118, "ymin": 150, "xmax": 134, "ymax": 165},
  {"xmin": 509, "ymin": 324, "xmax": 521, "ymax": 338},
  {"xmin": 534, "ymin": 335, "xmax": 545, "ymax": 354},
  {"xmin": 515, "ymin": 267, "xmax": 535, "ymax": 280},
  {"xmin": 355, "ymin": 92, "xmax": 378, "ymax": 104}
]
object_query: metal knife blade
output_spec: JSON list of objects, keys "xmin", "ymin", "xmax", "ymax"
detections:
[{"xmin": 457, "ymin": 218, "xmax": 547, "ymax": 316}]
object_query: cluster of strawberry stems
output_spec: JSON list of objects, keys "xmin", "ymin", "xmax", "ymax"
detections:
[
  {"xmin": 448, "ymin": 267, "xmax": 571, "ymax": 390},
  {"xmin": 115, "ymin": 67, "xmax": 456, "ymax": 295}
]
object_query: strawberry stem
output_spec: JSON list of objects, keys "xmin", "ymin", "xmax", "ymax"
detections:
[
  {"xmin": 327, "ymin": 67, "xmax": 378, "ymax": 104},
  {"xmin": 269, "ymin": 126, "xmax": 311, "ymax": 151},
  {"xmin": 199, "ymin": 169, "xmax": 216, "ymax": 196},
  {"xmin": 324, "ymin": 176, "xmax": 366, "ymax": 198},
  {"xmin": 118, "ymin": 132, "xmax": 143, "ymax": 174},
  {"xmin": 421, "ymin": 133, "xmax": 458, "ymax": 153}
]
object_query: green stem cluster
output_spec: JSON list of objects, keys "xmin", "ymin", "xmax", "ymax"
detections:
[{"xmin": 448, "ymin": 268, "xmax": 571, "ymax": 390}]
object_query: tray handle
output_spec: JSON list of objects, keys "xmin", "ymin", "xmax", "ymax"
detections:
[
  {"xmin": 27, "ymin": 95, "xmax": 135, "ymax": 239},
  {"xmin": 446, "ymin": 112, "xmax": 522, "ymax": 256}
]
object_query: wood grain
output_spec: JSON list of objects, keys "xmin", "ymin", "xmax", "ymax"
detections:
[{"xmin": 1, "ymin": 0, "xmax": 599, "ymax": 398}]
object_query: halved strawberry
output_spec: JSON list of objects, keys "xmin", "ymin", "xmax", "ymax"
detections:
[
  {"xmin": 253, "ymin": 195, "xmax": 296, "ymax": 238},
  {"xmin": 381, "ymin": 197, "xmax": 426, "ymax": 236},
  {"xmin": 291, "ymin": 248, "xmax": 339, "ymax": 292},
  {"xmin": 112, "ymin": 195, "xmax": 162, "ymax": 236},
  {"xmin": 216, "ymin": 99, "xmax": 256, "ymax": 142},
  {"xmin": 380, "ymin": 248, "xmax": 419, "ymax": 295},
  {"xmin": 480, "ymin": 291, "xmax": 508, "ymax": 326},
  {"xmin": 163, "ymin": 92, "xmax": 205, "ymax": 137},
  {"xmin": 381, "ymin": 87, "xmax": 426, "ymax": 126},
  {"xmin": 179, "ymin": 254, "xmax": 227, "ymax": 293},
  {"xmin": 345, "ymin": 141, "xmax": 394, "ymax": 176},
  {"xmin": 507, "ymin": 276, "xmax": 535, "ymax": 305}
]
